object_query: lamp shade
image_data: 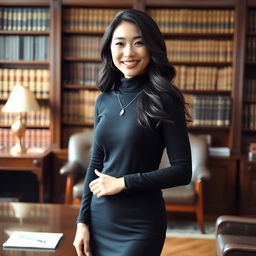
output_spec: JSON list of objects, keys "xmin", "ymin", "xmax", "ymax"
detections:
[{"xmin": 2, "ymin": 85, "xmax": 39, "ymax": 113}]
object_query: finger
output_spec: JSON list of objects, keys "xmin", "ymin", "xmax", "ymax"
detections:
[
  {"xmin": 89, "ymin": 181, "xmax": 101, "ymax": 192},
  {"xmin": 83, "ymin": 242, "xmax": 90, "ymax": 256},
  {"xmin": 74, "ymin": 244, "xmax": 85, "ymax": 256},
  {"xmin": 95, "ymin": 169, "xmax": 108, "ymax": 177},
  {"xmin": 91, "ymin": 185, "xmax": 105, "ymax": 198},
  {"xmin": 94, "ymin": 169, "xmax": 102, "ymax": 176},
  {"xmin": 91, "ymin": 187, "xmax": 101, "ymax": 196},
  {"xmin": 97, "ymin": 191, "xmax": 105, "ymax": 198},
  {"xmin": 89, "ymin": 178, "xmax": 99, "ymax": 188}
]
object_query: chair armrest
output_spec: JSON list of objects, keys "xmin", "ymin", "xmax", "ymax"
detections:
[
  {"xmin": 59, "ymin": 161, "xmax": 84, "ymax": 177},
  {"xmin": 194, "ymin": 165, "xmax": 211, "ymax": 181},
  {"xmin": 216, "ymin": 215, "xmax": 256, "ymax": 237}
]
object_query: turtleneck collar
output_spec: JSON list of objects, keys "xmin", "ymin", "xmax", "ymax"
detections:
[{"xmin": 118, "ymin": 73, "xmax": 148, "ymax": 94}]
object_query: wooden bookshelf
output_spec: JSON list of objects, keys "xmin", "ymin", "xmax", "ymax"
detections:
[
  {"xmin": 0, "ymin": 0, "xmax": 52, "ymax": 149},
  {"xmin": 0, "ymin": 0, "xmax": 249, "ymax": 154},
  {"xmin": 145, "ymin": 4, "xmax": 235, "ymax": 152}
]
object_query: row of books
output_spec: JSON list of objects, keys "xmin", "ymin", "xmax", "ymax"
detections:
[
  {"xmin": 0, "ymin": 35, "xmax": 49, "ymax": 61},
  {"xmin": 248, "ymin": 10, "xmax": 256, "ymax": 33},
  {"xmin": 246, "ymin": 37, "xmax": 256, "ymax": 62},
  {"xmin": 62, "ymin": 89, "xmax": 231, "ymax": 128},
  {"xmin": 62, "ymin": 127, "xmax": 92, "ymax": 148},
  {"xmin": 63, "ymin": 62, "xmax": 101, "ymax": 86},
  {"xmin": 0, "ymin": 105, "xmax": 50, "ymax": 126},
  {"xmin": 166, "ymin": 39, "xmax": 233, "ymax": 63},
  {"xmin": 0, "ymin": 7, "xmax": 50, "ymax": 31},
  {"xmin": 243, "ymin": 104, "xmax": 256, "ymax": 130},
  {"xmin": 244, "ymin": 79, "xmax": 256, "ymax": 101},
  {"xmin": 63, "ymin": 8, "xmax": 124, "ymax": 32},
  {"xmin": 63, "ymin": 35, "xmax": 101, "ymax": 59},
  {"xmin": 63, "ymin": 36, "xmax": 233, "ymax": 63},
  {"xmin": 0, "ymin": 128, "xmax": 51, "ymax": 149},
  {"xmin": 147, "ymin": 9, "xmax": 234, "ymax": 34},
  {"xmin": 0, "ymin": 68, "xmax": 49, "ymax": 99},
  {"xmin": 62, "ymin": 90, "xmax": 100, "ymax": 124},
  {"xmin": 62, "ymin": 62, "xmax": 232, "ymax": 91},
  {"xmin": 175, "ymin": 66, "xmax": 232, "ymax": 91},
  {"xmin": 185, "ymin": 95, "xmax": 231, "ymax": 126}
]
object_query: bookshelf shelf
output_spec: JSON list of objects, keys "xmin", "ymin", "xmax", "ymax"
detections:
[
  {"xmin": 243, "ymin": 99, "xmax": 256, "ymax": 103},
  {"xmin": 243, "ymin": 129, "xmax": 256, "ymax": 133},
  {"xmin": 145, "ymin": 0, "xmax": 235, "ymax": 8},
  {"xmin": 0, "ymin": 98, "xmax": 50, "ymax": 102},
  {"xmin": 182, "ymin": 90, "xmax": 231, "ymax": 94},
  {"xmin": 62, "ymin": 0, "xmax": 133, "ymax": 7},
  {"xmin": 63, "ymin": 30, "xmax": 104, "ymax": 35},
  {"xmin": 247, "ymin": 32, "xmax": 256, "ymax": 36},
  {"xmin": 63, "ymin": 57, "xmax": 101, "ymax": 62},
  {"xmin": 188, "ymin": 126, "xmax": 231, "ymax": 130},
  {"xmin": 163, "ymin": 33, "xmax": 234, "ymax": 39},
  {"xmin": 0, "ymin": 60, "xmax": 50, "ymax": 65},
  {"xmin": 0, "ymin": 125, "xmax": 49, "ymax": 129},
  {"xmin": 245, "ymin": 61, "xmax": 256, "ymax": 65},
  {"xmin": 63, "ymin": 122, "xmax": 94, "ymax": 127},
  {"xmin": 0, "ymin": 31, "xmax": 49, "ymax": 35},
  {"xmin": 64, "ymin": 85, "xmax": 97, "ymax": 90},
  {"xmin": 171, "ymin": 61, "xmax": 232, "ymax": 66}
]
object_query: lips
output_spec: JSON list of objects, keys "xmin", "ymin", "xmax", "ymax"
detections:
[{"xmin": 121, "ymin": 60, "xmax": 139, "ymax": 68}]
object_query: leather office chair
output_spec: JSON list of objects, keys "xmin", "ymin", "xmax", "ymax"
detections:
[
  {"xmin": 59, "ymin": 131, "xmax": 93, "ymax": 204},
  {"xmin": 216, "ymin": 215, "xmax": 256, "ymax": 256},
  {"xmin": 60, "ymin": 132, "xmax": 210, "ymax": 234},
  {"xmin": 161, "ymin": 133, "xmax": 210, "ymax": 233}
]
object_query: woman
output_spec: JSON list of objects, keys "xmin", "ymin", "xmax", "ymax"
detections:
[{"xmin": 73, "ymin": 9, "xmax": 192, "ymax": 256}]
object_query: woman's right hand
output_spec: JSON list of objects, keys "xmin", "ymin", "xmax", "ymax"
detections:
[{"xmin": 73, "ymin": 223, "xmax": 90, "ymax": 256}]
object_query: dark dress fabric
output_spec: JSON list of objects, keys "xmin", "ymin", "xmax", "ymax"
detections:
[{"xmin": 77, "ymin": 73, "xmax": 192, "ymax": 256}]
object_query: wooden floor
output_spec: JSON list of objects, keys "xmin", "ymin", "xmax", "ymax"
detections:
[{"xmin": 161, "ymin": 237, "xmax": 216, "ymax": 256}]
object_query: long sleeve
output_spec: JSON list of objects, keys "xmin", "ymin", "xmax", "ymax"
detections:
[
  {"xmin": 124, "ymin": 93, "xmax": 192, "ymax": 192},
  {"xmin": 77, "ymin": 95, "xmax": 104, "ymax": 224}
]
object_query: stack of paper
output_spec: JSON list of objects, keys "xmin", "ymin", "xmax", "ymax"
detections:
[{"xmin": 3, "ymin": 231, "xmax": 63, "ymax": 250}]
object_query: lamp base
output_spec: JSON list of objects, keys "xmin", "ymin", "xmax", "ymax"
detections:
[
  {"xmin": 10, "ymin": 114, "xmax": 26, "ymax": 155},
  {"xmin": 10, "ymin": 143, "xmax": 27, "ymax": 155}
]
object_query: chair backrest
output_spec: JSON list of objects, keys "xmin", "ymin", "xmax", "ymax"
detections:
[
  {"xmin": 68, "ymin": 131, "xmax": 93, "ymax": 169},
  {"xmin": 159, "ymin": 133, "xmax": 209, "ymax": 182}
]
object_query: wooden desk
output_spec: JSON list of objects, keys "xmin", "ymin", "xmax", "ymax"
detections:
[
  {"xmin": 0, "ymin": 202, "xmax": 79, "ymax": 256},
  {"xmin": 0, "ymin": 149, "xmax": 52, "ymax": 203}
]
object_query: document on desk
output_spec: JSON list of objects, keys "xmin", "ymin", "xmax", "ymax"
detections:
[{"xmin": 3, "ymin": 231, "xmax": 63, "ymax": 250}]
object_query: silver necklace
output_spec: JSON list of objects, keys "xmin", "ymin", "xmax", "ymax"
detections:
[{"xmin": 116, "ymin": 91, "xmax": 142, "ymax": 117}]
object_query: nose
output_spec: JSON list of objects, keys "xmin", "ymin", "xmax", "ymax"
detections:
[{"xmin": 123, "ymin": 44, "xmax": 134, "ymax": 57}]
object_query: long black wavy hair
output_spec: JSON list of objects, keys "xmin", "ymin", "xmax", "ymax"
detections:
[{"xmin": 96, "ymin": 9, "xmax": 189, "ymax": 128}]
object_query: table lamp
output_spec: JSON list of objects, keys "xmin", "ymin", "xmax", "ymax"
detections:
[{"xmin": 2, "ymin": 85, "xmax": 39, "ymax": 154}]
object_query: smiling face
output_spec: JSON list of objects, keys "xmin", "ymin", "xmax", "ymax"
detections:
[{"xmin": 110, "ymin": 21, "xmax": 150, "ymax": 78}]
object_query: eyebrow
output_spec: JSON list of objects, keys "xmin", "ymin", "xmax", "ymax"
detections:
[{"xmin": 112, "ymin": 36, "xmax": 143, "ymax": 40}]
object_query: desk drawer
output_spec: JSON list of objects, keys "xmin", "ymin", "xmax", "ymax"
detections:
[{"xmin": 0, "ymin": 158, "xmax": 42, "ymax": 169}]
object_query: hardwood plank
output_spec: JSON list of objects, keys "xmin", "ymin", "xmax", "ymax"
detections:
[{"xmin": 161, "ymin": 237, "xmax": 215, "ymax": 256}]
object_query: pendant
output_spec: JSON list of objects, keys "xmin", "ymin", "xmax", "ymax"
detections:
[{"xmin": 120, "ymin": 108, "xmax": 125, "ymax": 116}]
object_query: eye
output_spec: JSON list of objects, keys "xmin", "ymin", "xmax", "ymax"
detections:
[
  {"xmin": 115, "ymin": 42, "xmax": 124, "ymax": 46},
  {"xmin": 135, "ymin": 40, "xmax": 144, "ymax": 46}
]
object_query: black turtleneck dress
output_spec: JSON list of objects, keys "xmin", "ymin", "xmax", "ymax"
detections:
[{"xmin": 77, "ymin": 74, "xmax": 192, "ymax": 256}]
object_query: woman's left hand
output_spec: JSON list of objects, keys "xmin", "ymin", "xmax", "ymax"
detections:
[{"xmin": 89, "ymin": 169, "xmax": 126, "ymax": 198}]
